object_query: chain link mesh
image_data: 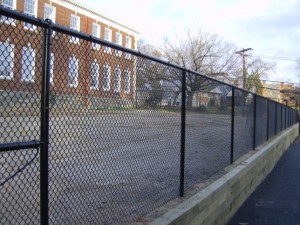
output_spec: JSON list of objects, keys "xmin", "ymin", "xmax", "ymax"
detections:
[
  {"xmin": 0, "ymin": 18, "xmax": 43, "ymax": 224},
  {"xmin": 0, "ymin": 8, "xmax": 299, "ymax": 225},
  {"xmin": 47, "ymin": 32, "xmax": 181, "ymax": 225},
  {"xmin": 255, "ymin": 96, "xmax": 268, "ymax": 147},
  {"xmin": 185, "ymin": 73, "xmax": 231, "ymax": 189},
  {"xmin": 233, "ymin": 89, "xmax": 254, "ymax": 160},
  {"xmin": 268, "ymin": 101, "xmax": 276, "ymax": 139}
]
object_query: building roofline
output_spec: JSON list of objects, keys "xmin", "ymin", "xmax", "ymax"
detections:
[{"xmin": 56, "ymin": 0, "xmax": 139, "ymax": 35}]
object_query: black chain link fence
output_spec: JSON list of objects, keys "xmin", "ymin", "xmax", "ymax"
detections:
[{"xmin": 0, "ymin": 7, "xmax": 299, "ymax": 225}]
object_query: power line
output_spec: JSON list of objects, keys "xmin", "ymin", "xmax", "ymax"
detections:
[{"xmin": 253, "ymin": 54, "xmax": 300, "ymax": 62}]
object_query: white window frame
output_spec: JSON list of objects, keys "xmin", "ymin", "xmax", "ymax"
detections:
[
  {"xmin": 92, "ymin": 23, "xmax": 100, "ymax": 50},
  {"xmin": 21, "ymin": 45, "xmax": 35, "ymax": 82},
  {"xmin": 103, "ymin": 64, "xmax": 111, "ymax": 91},
  {"xmin": 0, "ymin": 41, "xmax": 14, "ymax": 80},
  {"xmin": 115, "ymin": 32, "xmax": 122, "ymax": 57},
  {"xmin": 0, "ymin": 0, "xmax": 16, "ymax": 25},
  {"xmin": 124, "ymin": 69, "xmax": 131, "ymax": 94},
  {"xmin": 104, "ymin": 27, "xmax": 112, "ymax": 53},
  {"xmin": 50, "ymin": 52, "xmax": 54, "ymax": 84},
  {"xmin": 125, "ymin": 36, "xmax": 132, "ymax": 59},
  {"xmin": 90, "ymin": 60, "xmax": 99, "ymax": 90},
  {"xmin": 70, "ymin": 14, "xmax": 80, "ymax": 44},
  {"xmin": 68, "ymin": 55, "xmax": 79, "ymax": 88},
  {"xmin": 24, "ymin": 0, "xmax": 38, "ymax": 31},
  {"xmin": 114, "ymin": 67, "xmax": 121, "ymax": 93},
  {"xmin": 44, "ymin": 3, "xmax": 56, "ymax": 36}
]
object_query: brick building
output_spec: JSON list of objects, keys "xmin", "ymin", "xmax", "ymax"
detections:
[{"xmin": 0, "ymin": 0, "xmax": 139, "ymax": 108}]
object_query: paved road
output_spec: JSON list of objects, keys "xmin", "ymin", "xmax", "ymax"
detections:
[{"xmin": 227, "ymin": 135, "xmax": 300, "ymax": 225}]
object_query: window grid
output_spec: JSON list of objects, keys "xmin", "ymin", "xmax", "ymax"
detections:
[
  {"xmin": 21, "ymin": 46, "xmax": 35, "ymax": 82},
  {"xmin": 114, "ymin": 67, "xmax": 121, "ymax": 92},
  {"xmin": 92, "ymin": 23, "xmax": 100, "ymax": 50},
  {"xmin": 104, "ymin": 28, "xmax": 112, "ymax": 53},
  {"xmin": 24, "ymin": 0, "xmax": 37, "ymax": 30},
  {"xmin": 44, "ymin": 4, "xmax": 56, "ymax": 36},
  {"xmin": 90, "ymin": 60, "xmax": 99, "ymax": 89},
  {"xmin": 103, "ymin": 65, "xmax": 111, "ymax": 91},
  {"xmin": 0, "ymin": 41, "xmax": 14, "ymax": 80},
  {"xmin": 125, "ymin": 36, "xmax": 132, "ymax": 59},
  {"xmin": 44, "ymin": 4, "xmax": 56, "ymax": 22},
  {"xmin": 70, "ymin": 14, "xmax": 80, "ymax": 43},
  {"xmin": 115, "ymin": 32, "xmax": 122, "ymax": 57},
  {"xmin": 68, "ymin": 56, "xmax": 79, "ymax": 87},
  {"xmin": 0, "ymin": 0, "xmax": 16, "ymax": 24},
  {"xmin": 124, "ymin": 70, "xmax": 131, "ymax": 93}
]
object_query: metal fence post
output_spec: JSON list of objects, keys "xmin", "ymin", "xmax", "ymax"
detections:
[
  {"xmin": 281, "ymin": 105, "xmax": 283, "ymax": 131},
  {"xmin": 230, "ymin": 86, "xmax": 235, "ymax": 164},
  {"xmin": 40, "ymin": 20, "xmax": 52, "ymax": 225},
  {"xmin": 253, "ymin": 94, "xmax": 257, "ymax": 150},
  {"xmin": 179, "ymin": 69, "xmax": 186, "ymax": 197},
  {"xmin": 275, "ymin": 103, "xmax": 277, "ymax": 135},
  {"xmin": 267, "ymin": 100, "xmax": 269, "ymax": 141}
]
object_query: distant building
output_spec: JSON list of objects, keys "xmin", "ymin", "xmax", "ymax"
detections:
[
  {"xmin": 192, "ymin": 87, "xmax": 222, "ymax": 107},
  {"xmin": 261, "ymin": 81, "xmax": 295, "ymax": 105}
]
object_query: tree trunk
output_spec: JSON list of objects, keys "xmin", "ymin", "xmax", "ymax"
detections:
[{"xmin": 186, "ymin": 90, "xmax": 195, "ymax": 109}]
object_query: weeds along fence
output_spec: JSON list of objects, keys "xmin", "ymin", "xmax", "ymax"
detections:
[{"xmin": 0, "ymin": 7, "xmax": 298, "ymax": 225}]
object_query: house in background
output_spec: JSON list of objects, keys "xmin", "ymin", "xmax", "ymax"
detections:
[
  {"xmin": 261, "ymin": 81, "xmax": 296, "ymax": 106},
  {"xmin": 0, "ymin": 0, "xmax": 139, "ymax": 109},
  {"xmin": 192, "ymin": 87, "xmax": 222, "ymax": 107}
]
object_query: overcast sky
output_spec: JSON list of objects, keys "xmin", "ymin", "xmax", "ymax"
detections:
[{"xmin": 80, "ymin": 0, "xmax": 300, "ymax": 83}]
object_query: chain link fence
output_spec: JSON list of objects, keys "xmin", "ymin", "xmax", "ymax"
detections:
[{"xmin": 0, "ymin": 7, "xmax": 299, "ymax": 225}]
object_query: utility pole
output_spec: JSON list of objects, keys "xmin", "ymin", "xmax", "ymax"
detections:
[{"xmin": 235, "ymin": 48, "xmax": 253, "ymax": 90}]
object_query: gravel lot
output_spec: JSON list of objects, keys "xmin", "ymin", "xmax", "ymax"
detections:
[{"xmin": 1, "ymin": 109, "xmax": 253, "ymax": 225}]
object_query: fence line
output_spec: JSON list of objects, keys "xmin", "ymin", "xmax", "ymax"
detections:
[{"xmin": 0, "ymin": 6, "xmax": 299, "ymax": 225}]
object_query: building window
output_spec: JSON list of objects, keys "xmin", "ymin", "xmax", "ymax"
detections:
[
  {"xmin": 44, "ymin": 4, "xmax": 55, "ymax": 22},
  {"xmin": 0, "ymin": 0, "xmax": 16, "ymax": 25},
  {"xmin": 21, "ymin": 45, "xmax": 35, "ymax": 82},
  {"xmin": 24, "ymin": 0, "xmax": 37, "ymax": 30},
  {"xmin": 90, "ymin": 60, "xmax": 99, "ymax": 89},
  {"xmin": 114, "ymin": 67, "xmax": 121, "ymax": 92},
  {"xmin": 70, "ymin": 14, "xmax": 80, "ymax": 43},
  {"xmin": 50, "ymin": 52, "xmax": 54, "ymax": 84},
  {"xmin": 0, "ymin": 41, "xmax": 14, "ymax": 80},
  {"xmin": 115, "ymin": 32, "xmax": 122, "ymax": 56},
  {"xmin": 124, "ymin": 70, "xmax": 131, "ymax": 93},
  {"xmin": 92, "ymin": 23, "xmax": 100, "ymax": 50},
  {"xmin": 125, "ymin": 36, "xmax": 132, "ymax": 59},
  {"xmin": 68, "ymin": 55, "xmax": 79, "ymax": 87},
  {"xmin": 103, "ymin": 64, "xmax": 110, "ymax": 91},
  {"xmin": 104, "ymin": 27, "xmax": 111, "ymax": 53},
  {"xmin": 44, "ymin": 4, "xmax": 56, "ymax": 35}
]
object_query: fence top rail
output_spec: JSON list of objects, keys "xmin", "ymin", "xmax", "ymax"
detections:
[{"xmin": 0, "ymin": 6, "xmax": 298, "ymax": 112}]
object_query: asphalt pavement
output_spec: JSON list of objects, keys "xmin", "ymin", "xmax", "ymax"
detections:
[{"xmin": 227, "ymin": 135, "xmax": 300, "ymax": 225}]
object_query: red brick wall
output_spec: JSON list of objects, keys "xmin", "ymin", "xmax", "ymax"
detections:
[{"xmin": 0, "ymin": 0, "xmax": 137, "ymax": 103}]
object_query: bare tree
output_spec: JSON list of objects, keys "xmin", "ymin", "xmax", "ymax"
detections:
[
  {"xmin": 136, "ymin": 30, "xmax": 274, "ymax": 107},
  {"xmin": 159, "ymin": 29, "xmax": 240, "ymax": 107},
  {"xmin": 136, "ymin": 39, "xmax": 172, "ymax": 106},
  {"xmin": 245, "ymin": 57, "xmax": 275, "ymax": 94}
]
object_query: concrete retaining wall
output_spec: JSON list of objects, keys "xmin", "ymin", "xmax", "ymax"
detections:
[{"xmin": 149, "ymin": 124, "xmax": 299, "ymax": 225}]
